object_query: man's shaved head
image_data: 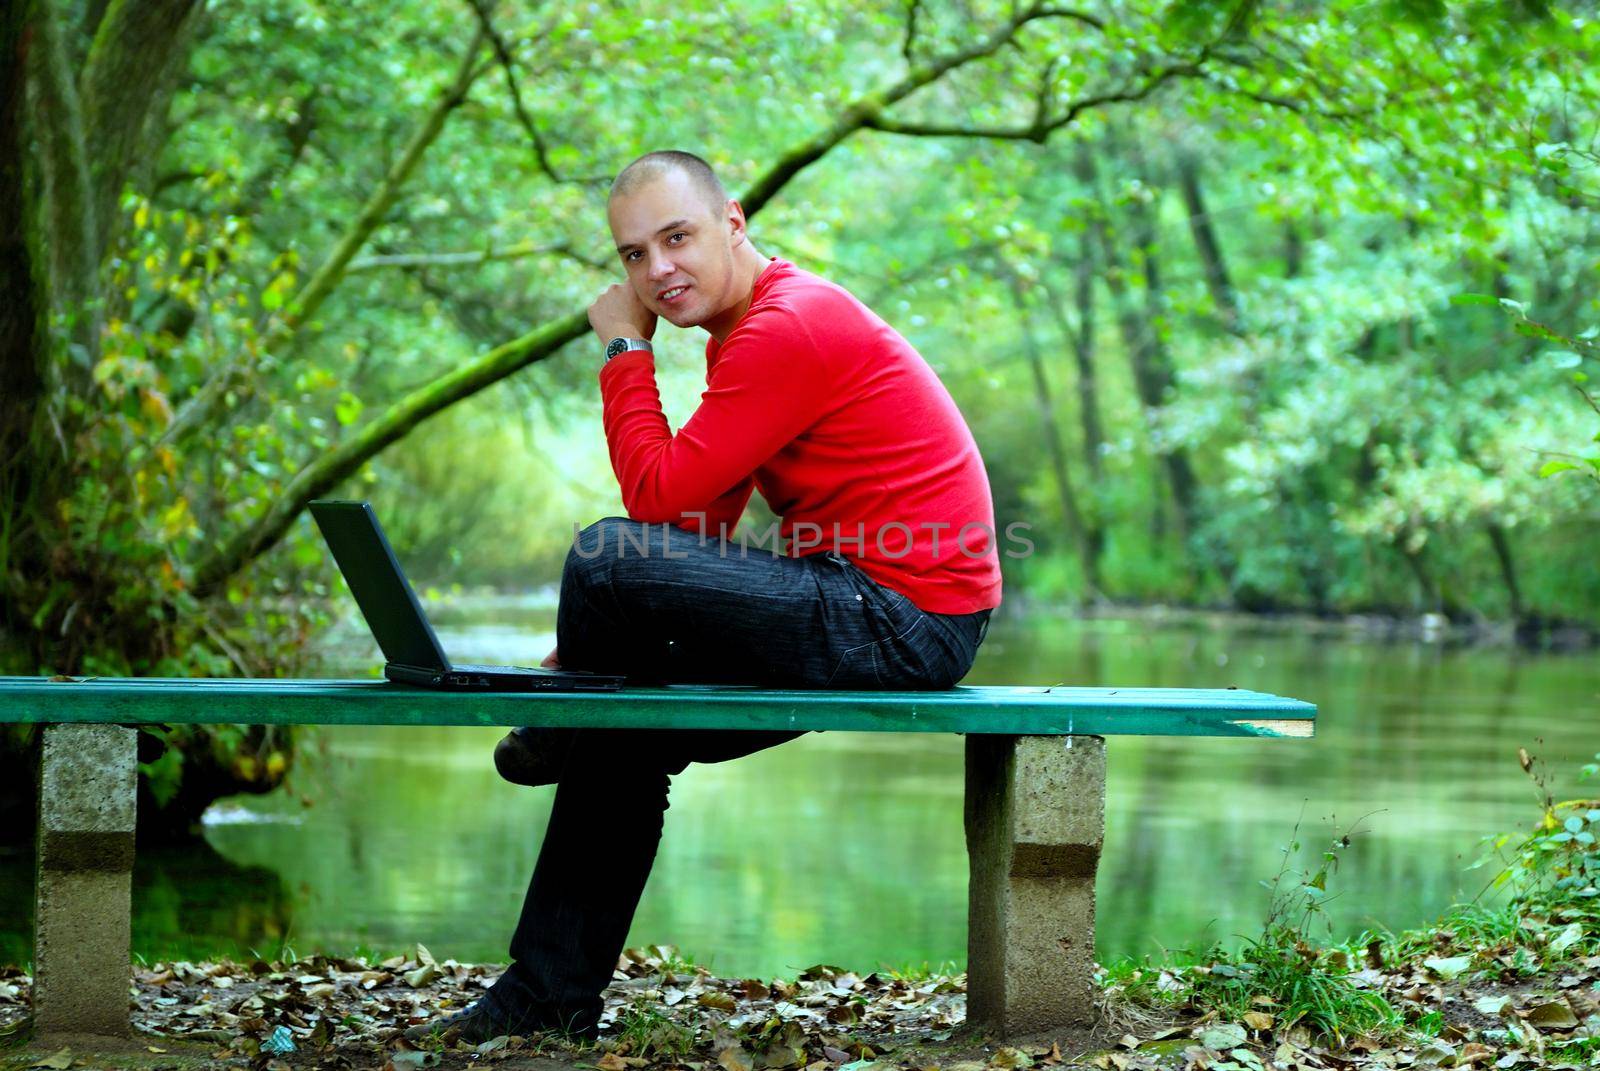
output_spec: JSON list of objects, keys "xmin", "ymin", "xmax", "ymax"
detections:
[
  {"xmin": 605, "ymin": 148, "xmax": 765, "ymax": 341},
  {"xmin": 610, "ymin": 150, "xmax": 728, "ymax": 216}
]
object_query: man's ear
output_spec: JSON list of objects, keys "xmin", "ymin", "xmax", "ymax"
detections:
[{"xmin": 726, "ymin": 199, "xmax": 749, "ymax": 247}]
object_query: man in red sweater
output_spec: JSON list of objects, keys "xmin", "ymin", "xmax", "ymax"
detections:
[{"xmin": 409, "ymin": 151, "xmax": 1001, "ymax": 1044}]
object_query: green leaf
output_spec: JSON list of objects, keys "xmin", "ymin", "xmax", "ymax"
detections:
[
  {"xmin": 1565, "ymin": 815, "xmax": 1586, "ymax": 833},
  {"xmin": 335, "ymin": 391, "xmax": 364, "ymax": 426},
  {"xmin": 1538, "ymin": 460, "xmax": 1578, "ymax": 477},
  {"xmin": 1546, "ymin": 350, "xmax": 1583, "ymax": 369}
]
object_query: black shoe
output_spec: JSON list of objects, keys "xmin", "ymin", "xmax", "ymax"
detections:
[
  {"xmin": 402, "ymin": 999, "xmax": 599, "ymax": 1044},
  {"xmin": 493, "ymin": 727, "xmax": 577, "ymax": 787},
  {"xmin": 403, "ymin": 1000, "xmax": 521, "ymax": 1044}
]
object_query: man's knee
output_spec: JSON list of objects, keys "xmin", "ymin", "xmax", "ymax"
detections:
[{"xmin": 565, "ymin": 516, "xmax": 649, "ymax": 580}]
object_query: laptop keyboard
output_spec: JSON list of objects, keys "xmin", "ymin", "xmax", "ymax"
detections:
[{"xmin": 452, "ymin": 663, "xmax": 545, "ymax": 674}]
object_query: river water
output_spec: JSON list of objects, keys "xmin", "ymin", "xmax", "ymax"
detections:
[{"xmin": 2, "ymin": 601, "xmax": 1595, "ymax": 978}]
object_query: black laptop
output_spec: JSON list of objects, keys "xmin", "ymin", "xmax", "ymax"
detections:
[{"xmin": 309, "ymin": 500, "xmax": 624, "ymax": 692}]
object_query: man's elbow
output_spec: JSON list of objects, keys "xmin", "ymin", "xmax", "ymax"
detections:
[{"xmin": 620, "ymin": 485, "xmax": 688, "ymax": 525}]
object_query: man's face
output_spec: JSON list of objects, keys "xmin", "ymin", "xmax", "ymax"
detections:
[{"xmin": 608, "ymin": 169, "xmax": 738, "ymax": 331}]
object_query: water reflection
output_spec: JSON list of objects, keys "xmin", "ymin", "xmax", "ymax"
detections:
[{"xmin": 0, "ymin": 840, "xmax": 292, "ymax": 966}]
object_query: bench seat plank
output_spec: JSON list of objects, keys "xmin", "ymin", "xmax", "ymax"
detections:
[{"xmin": 0, "ymin": 677, "xmax": 1315, "ymax": 736}]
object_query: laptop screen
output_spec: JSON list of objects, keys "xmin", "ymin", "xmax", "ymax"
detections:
[{"xmin": 309, "ymin": 501, "xmax": 452, "ymax": 672}]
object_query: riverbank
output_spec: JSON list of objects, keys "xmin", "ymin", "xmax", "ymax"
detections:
[
  {"xmin": 377, "ymin": 586, "xmax": 1600, "ymax": 654},
  {"xmin": 994, "ymin": 601, "xmax": 1599, "ymax": 653}
]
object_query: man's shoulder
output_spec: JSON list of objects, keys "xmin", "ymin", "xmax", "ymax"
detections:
[
  {"xmin": 745, "ymin": 261, "xmax": 878, "ymax": 343},
  {"xmin": 758, "ymin": 260, "xmax": 862, "ymax": 312},
  {"xmin": 709, "ymin": 260, "xmax": 886, "ymax": 368}
]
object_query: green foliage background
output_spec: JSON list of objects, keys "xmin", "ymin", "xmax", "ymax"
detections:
[{"xmin": 3, "ymin": 0, "xmax": 1599, "ymax": 826}]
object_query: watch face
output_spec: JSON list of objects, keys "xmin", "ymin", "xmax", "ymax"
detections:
[{"xmin": 606, "ymin": 338, "xmax": 627, "ymax": 360}]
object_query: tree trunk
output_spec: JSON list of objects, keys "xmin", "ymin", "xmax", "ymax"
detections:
[
  {"xmin": 1039, "ymin": 236, "xmax": 1108, "ymax": 597},
  {"xmin": 1485, "ymin": 522, "xmax": 1524, "ymax": 624},
  {"xmin": 1, "ymin": 0, "xmax": 47, "ymax": 515},
  {"xmin": 27, "ymin": 0, "xmax": 98, "ymax": 358},
  {"xmin": 1068, "ymin": 238, "xmax": 1105, "ymax": 490},
  {"xmin": 1284, "ymin": 220, "xmax": 1302, "ymax": 279},
  {"xmin": 1175, "ymin": 148, "xmax": 1241, "ymax": 333},
  {"xmin": 1399, "ymin": 537, "xmax": 1440, "ymax": 614},
  {"xmin": 3, "ymin": 0, "xmax": 211, "ymax": 674},
  {"xmin": 1095, "ymin": 197, "xmax": 1202, "ymax": 546},
  {"xmin": 79, "ymin": 0, "xmax": 205, "ymax": 267},
  {"xmin": 1276, "ymin": 231, "xmax": 1334, "ymax": 613},
  {"xmin": 2, "ymin": 0, "xmax": 70, "ymax": 663},
  {"xmin": 1009, "ymin": 277, "xmax": 1098, "ymax": 598}
]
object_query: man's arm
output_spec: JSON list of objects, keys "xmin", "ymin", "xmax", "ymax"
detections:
[
  {"xmin": 683, "ymin": 476, "xmax": 755, "ymax": 538},
  {"xmin": 599, "ymin": 307, "xmax": 830, "ymax": 524},
  {"xmin": 588, "ymin": 279, "xmax": 760, "ymax": 532}
]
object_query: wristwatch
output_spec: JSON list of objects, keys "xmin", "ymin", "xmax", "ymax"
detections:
[{"xmin": 605, "ymin": 337, "xmax": 653, "ymax": 362}]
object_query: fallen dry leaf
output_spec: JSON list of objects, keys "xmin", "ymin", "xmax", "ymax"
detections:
[
  {"xmin": 1523, "ymin": 1000, "xmax": 1578, "ymax": 1030},
  {"xmin": 717, "ymin": 1046, "xmax": 753, "ymax": 1071}
]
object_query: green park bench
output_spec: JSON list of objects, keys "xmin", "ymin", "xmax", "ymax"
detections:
[{"xmin": 0, "ymin": 676, "xmax": 1316, "ymax": 1043}]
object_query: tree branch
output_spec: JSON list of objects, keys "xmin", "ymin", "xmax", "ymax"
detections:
[
  {"xmin": 863, "ymin": 58, "xmax": 1206, "ymax": 142},
  {"xmin": 462, "ymin": 0, "xmax": 608, "ymax": 187},
  {"xmin": 346, "ymin": 240, "xmax": 608, "ymax": 273},
  {"xmin": 159, "ymin": 25, "xmax": 489, "ymax": 449},
  {"xmin": 1202, "ymin": 67, "xmax": 1366, "ymax": 124},
  {"xmin": 739, "ymin": 1, "xmax": 1101, "ymax": 215},
  {"xmin": 190, "ymin": 310, "xmax": 590, "ymax": 598},
  {"xmin": 1032, "ymin": 6, "xmax": 1108, "ymax": 32}
]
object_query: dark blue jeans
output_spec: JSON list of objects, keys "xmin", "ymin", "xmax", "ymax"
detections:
[{"xmin": 481, "ymin": 517, "xmax": 990, "ymax": 1037}]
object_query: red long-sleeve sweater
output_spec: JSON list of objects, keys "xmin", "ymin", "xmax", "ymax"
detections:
[{"xmin": 598, "ymin": 258, "xmax": 1002, "ymax": 615}]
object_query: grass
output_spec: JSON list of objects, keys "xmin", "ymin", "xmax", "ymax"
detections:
[
  {"xmin": 1550, "ymin": 1036, "xmax": 1600, "ymax": 1063},
  {"xmin": 1103, "ymin": 937, "xmax": 1404, "ymax": 1044},
  {"xmin": 877, "ymin": 959, "xmax": 962, "ymax": 984},
  {"xmin": 1354, "ymin": 900, "xmax": 1570, "ymax": 976},
  {"xmin": 612, "ymin": 1002, "xmax": 701, "ymax": 1060}
]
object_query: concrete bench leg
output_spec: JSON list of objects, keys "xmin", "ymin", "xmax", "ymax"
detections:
[
  {"xmin": 33, "ymin": 724, "xmax": 137, "ymax": 1038},
  {"xmin": 964, "ymin": 734, "xmax": 1106, "ymax": 1039}
]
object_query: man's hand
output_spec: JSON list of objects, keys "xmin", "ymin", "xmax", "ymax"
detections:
[
  {"xmin": 589, "ymin": 283, "xmax": 656, "ymax": 348},
  {"xmin": 541, "ymin": 646, "xmax": 561, "ymax": 669}
]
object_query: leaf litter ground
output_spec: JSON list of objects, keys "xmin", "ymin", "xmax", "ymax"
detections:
[{"xmin": 1, "ymin": 936, "xmax": 1597, "ymax": 1071}]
